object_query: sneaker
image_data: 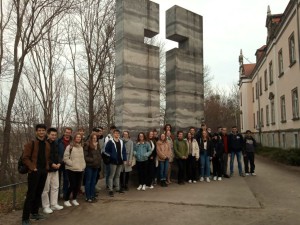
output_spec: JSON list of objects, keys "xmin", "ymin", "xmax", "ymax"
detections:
[
  {"xmin": 86, "ymin": 199, "xmax": 93, "ymax": 203},
  {"xmin": 22, "ymin": 219, "xmax": 31, "ymax": 225},
  {"xmin": 251, "ymin": 173, "xmax": 257, "ymax": 176},
  {"xmin": 64, "ymin": 200, "xmax": 72, "ymax": 207},
  {"xmin": 30, "ymin": 213, "xmax": 45, "ymax": 220},
  {"xmin": 148, "ymin": 185, "xmax": 154, "ymax": 189},
  {"xmin": 206, "ymin": 177, "xmax": 210, "ymax": 183},
  {"xmin": 142, "ymin": 185, "xmax": 146, "ymax": 191},
  {"xmin": 240, "ymin": 173, "xmax": 246, "ymax": 177},
  {"xmin": 43, "ymin": 207, "xmax": 53, "ymax": 214},
  {"xmin": 118, "ymin": 189, "xmax": 125, "ymax": 194},
  {"xmin": 200, "ymin": 177, "xmax": 204, "ymax": 182},
  {"xmin": 137, "ymin": 185, "xmax": 142, "ymax": 191},
  {"xmin": 245, "ymin": 173, "xmax": 250, "ymax": 176},
  {"xmin": 217, "ymin": 177, "xmax": 222, "ymax": 181},
  {"xmin": 193, "ymin": 180, "xmax": 197, "ymax": 183},
  {"xmin": 213, "ymin": 176, "xmax": 217, "ymax": 181},
  {"xmin": 224, "ymin": 174, "xmax": 230, "ymax": 178},
  {"xmin": 188, "ymin": 180, "xmax": 192, "ymax": 183},
  {"xmin": 51, "ymin": 205, "xmax": 63, "ymax": 211},
  {"xmin": 109, "ymin": 191, "xmax": 114, "ymax": 197},
  {"xmin": 71, "ymin": 199, "xmax": 79, "ymax": 206}
]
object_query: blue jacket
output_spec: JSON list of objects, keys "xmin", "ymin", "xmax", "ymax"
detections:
[
  {"xmin": 134, "ymin": 142, "xmax": 152, "ymax": 162},
  {"xmin": 105, "ymin": 139, "xmax": 127, "ymax": 165},
  {"xmin": 228, "ymin": 132, "xmax": 244, "ymax": 152}
]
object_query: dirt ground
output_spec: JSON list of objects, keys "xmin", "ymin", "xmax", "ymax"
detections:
[{"xmin": 1, "ymin": 156, "xmax": 300, "ymax": 225}]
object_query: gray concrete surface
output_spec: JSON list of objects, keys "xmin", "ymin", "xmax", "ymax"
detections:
[{"xmin": 1, "ymin": 156, "xmax": 300, "ymax": 225}]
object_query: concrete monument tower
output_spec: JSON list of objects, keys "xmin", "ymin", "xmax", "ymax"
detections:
[
  {"xmin": 165, "ymin": 6, "xmax": 204, "ymax": 131},
  {"xmin": 115, "ymin": 0, "xmax": 160, "ymax": 135}
]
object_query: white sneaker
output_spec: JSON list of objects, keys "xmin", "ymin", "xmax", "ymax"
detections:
[
  {"xmin": 217, "ymin": 177, "xmax": 222, "ymax": 181},
  {"xmin": 149, "ymin": 185, "xmax": 154, "ymax": 189},
  {"xmin": 193, "ymin": 180, "xmax": 197, "ymax": 183},
  {"xmin": 213, "ymin": 176, "xmax": 217, "ymax": 181},
  {"xmin": 142, "ymin": 185, "xmax": 146, "ymax": 191},
  {"xmin": 245, "ymin": 173, "xmax": 250, "ymax": 176},
  {"xmin": 188, "ymin": 180, "xmax": 192, "ymax": 183},
  {"xmin": 251, "ymin": 173, "xmax": 257, "ymax": 176},
  {"xmin": 71, "ymin": 199, "xmax": 79, "ymax": 206},
  {"xmin": 200, "ymin": 177, "xmax": 204, "ymax": 182},
  {"xmin": 206, "ymin": 177, "xmax": 210, "ymax": 183},
  {"xmin": 64, "ymin": 201, "xmax": 72, "ymax": 207},
  {"xmin": 43, "ymin": 207, "xmax": 53, "ymax": 214},
  {"xmin": 51, "ymin": 204, "xmax": 63, "ymax": 210},
  {"xmin": 137, "ymin": 185, "xmax": 142, "ymax": 191}
]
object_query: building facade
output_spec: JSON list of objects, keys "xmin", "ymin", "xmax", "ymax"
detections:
[{"xmin": 239, "ymin": 0, "xmax": 300, "ymax": 149}]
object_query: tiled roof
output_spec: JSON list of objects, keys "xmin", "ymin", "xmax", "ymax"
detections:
[{"xmin": 243, "ymin": 64, "xmax": 256, "ymax": 77}]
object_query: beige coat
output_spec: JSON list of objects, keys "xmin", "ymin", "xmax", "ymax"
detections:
[
  {"xmin": 186, "ymin": 139, "xmax": 200, "ymax": 160},
  {"xmin": 64, "ymin": 144, "xmax": 86, "ymax": 172},
  {"xmin": 156, "ymin": 140, "xmax": 172, "ymax": 161}
]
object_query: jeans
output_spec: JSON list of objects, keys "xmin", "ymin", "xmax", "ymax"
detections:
[
  {"xmin": 108, "ymin": 164, "xmax": 123, "ymax": 191},
  {"xmin": 222, "ymin": 153, "xmax": 229, "ymax": 175},
  {"xmin": 59, "ymin": 166, "xmax": 69, "ymax": 199},
  {"xmin": 41, "ymin": 171, "xmax": 59, "ymax": 208},
  {"xmin": 230, "ymin": 151, "xmax": 243, "ymax": 175},
  {"xmin": 244, "ymin": 152, "xmax": 255, "ymax": 173},
  {"xmin": 212, "ymin": 156, "xmax": 222, "ymax": 177},
  {"xmin": 146, "ymin": 159, "xmax": 156, "ymax": 186},
  {"xmin": 85, "ymin": 167, "xmax": 98, "ymax": 200},
  {"xmin": 22, "ymin": 170, "xmax": 47, "ymax": 220},
  {"xmin": 200, "ymin": 151, "xmax": 210, "ymax": 178},
  {"xmin": 159, "ymin": 160, "xmax": 169, "ymax": 181}
]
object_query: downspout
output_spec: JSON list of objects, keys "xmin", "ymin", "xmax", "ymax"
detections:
[{"xmin": 297, "ymin": 0, "xmax": 300, "ymax": 68}]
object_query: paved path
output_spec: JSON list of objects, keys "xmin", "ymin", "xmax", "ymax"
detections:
[{"xmin": 1, "ymin": 156, "xmax": 300, "ymax": 225}]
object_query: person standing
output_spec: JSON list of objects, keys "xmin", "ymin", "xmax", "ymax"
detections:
[
  {"xmin": 228, "ymin": 126, "xmax": 245, "ymax": 177},
  {"xmin": 146, "ymin": 131, "xmax": 157, "ymax": 189},
  {"xmin": 57, "ymin": 127, "xmax": 73, "ymax": 199},
  {"xmin": 105, "ymin": 129, "xmax": 127, "ymax": 197},
  {"xmin": 199, "ymin": 130, "xmax": 213, "ymax": 182},
  {"xmin": 22, "ymin": 124, "xmax": 50, "ymax": 225},
  {"xmin": 120, "ymin": 131, "xmax": 134, "ymax": 191},
  {"xmin": 243, "ymin": 130, "xmax": 257, "ymax": 176},
  {"xmin": 221, "ymin": 127, "xmax": 230, "ymax": 178},
  {"xmin": 63, "ymin": 133, "xmax": 86, "ymax": 207},
  {"xmin": 186, "ymin": 132, "xmax": 199, "ymax": 183},
  {"xmin": 41, "ymin": 128, "xmax": 63, "ymax": 214},
  {"xmin": 156, "ymin": 133, "xmax": 171, "ymax": 187},
  {"xmin": 165, "ymin": 130, "xmax": 174, "ymax": 184},
  {"xmin": 134, "ymin": 132, "xmax": 152, "ymax": 191},
  {"xmin": 174, "ymin": 131, "xmax": 188, "ymax": 185},
  {"xmin": 84, "ymin": 132, "xmax": 101, "ymax": 202},
  {"xmin": 212, "ymin": 133, "xmax": 224, "ymax": 181}
]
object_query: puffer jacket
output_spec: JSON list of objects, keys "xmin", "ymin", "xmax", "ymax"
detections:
[
  {"xmin": 84, "ymin": 142, "xmax": 101, "ymax": 169},
  {"xmin": 63, "ymin": 144, "xmax": 86, "ymax": 172},
  {"xmin": 134, "ymin": 142, "xmax": 152, "ymax": 162}
]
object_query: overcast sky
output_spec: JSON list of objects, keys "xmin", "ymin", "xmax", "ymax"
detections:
[{"xmin": 152, "ymin": 0, "xmax": 290, "ymax": 90}]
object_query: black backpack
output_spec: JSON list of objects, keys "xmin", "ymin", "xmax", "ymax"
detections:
[{"xmin": 18, "ymin": 141, "xmax": 34, "ymax": 174}]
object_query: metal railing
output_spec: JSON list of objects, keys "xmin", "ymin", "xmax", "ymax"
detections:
[{"xmin": 0, "ymin": 181, "xmax": 27, "ymax": 210}]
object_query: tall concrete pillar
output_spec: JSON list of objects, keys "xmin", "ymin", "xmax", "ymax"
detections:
[
  {"xmin": 165, "ymin": 6, "xmax": 204, "ymax": 131},
  {"xmin": 115, "ymin": 0, "xmax": 160, "ymax": 135}
]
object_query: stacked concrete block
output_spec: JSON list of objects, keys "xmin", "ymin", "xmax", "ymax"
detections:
[
  {"xmin": 165, "ymin": 6, "xmax": 204, "ymax": 131},
  {"xmin": 115, "ymin": 0, "xmax": 160, "ymax": 135}
]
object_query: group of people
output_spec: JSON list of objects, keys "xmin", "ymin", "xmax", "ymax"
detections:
[{"xmin": 21, "ymin": 123, "xmax": 257, "ymax": 225}]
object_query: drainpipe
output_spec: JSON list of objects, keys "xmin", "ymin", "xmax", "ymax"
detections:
[{"xmin": 297, "ymin": 0, "xmax": 300, "ymax": 68}]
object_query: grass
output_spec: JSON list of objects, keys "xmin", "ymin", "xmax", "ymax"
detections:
[
  {"xmin": 256, "ymin": 146, "xmax": 300, "ymax": 166},
  {"xmin": 0, "ymin": 183, "xmax": 27, "ymax": 213}
]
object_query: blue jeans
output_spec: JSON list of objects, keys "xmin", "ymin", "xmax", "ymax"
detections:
[
  {"xmin": 159, "ymin": 160, "xmax": 169, "ymax": 181},
  {"xmin": 230, "ymin": 151, "xmax": 243, "ymax": 175},
  {"xmin": 59, "ymin": 166, "xmax": 69, "ymax": 199},
  {"xmin": 200, "ymin": 151, "xmax": 210, "ymax": 178},
  {"xmin": 85, "ymin": 167, "xmax": 98, "ymax": 200}
]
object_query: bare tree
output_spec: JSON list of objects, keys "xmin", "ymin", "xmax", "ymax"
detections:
[{"xmin": 0, "ymin": 0, "xmax": 75, "ymax": 185}]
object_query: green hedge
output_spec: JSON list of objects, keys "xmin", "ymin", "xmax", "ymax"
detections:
[{"xmin": 256, "ymin": 146, "xmax": 300, "ymax": 166}]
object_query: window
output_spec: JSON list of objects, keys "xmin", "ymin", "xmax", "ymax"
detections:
[
  {"xmin": 253, "ymin": 113, "xmax": 256, "ymax": 129},
  {"xmin": 257, "ymin": 110, "xmax": 260, "ymax": 129},
  {"xmin": 255, "ymin": 82, "xmax": 258, "ymax": 99},
  {"xmin": 294, "ymin": 133, "xmax": 299, "ymax": 148},
  {"xmin": 269, "ymin": 61, "xmax": 273, "ymax": 84},
  {"xmin": 266, "ymin": 105, "xmax": 269, "ymax": 126},
  {"xmin": 292, "ymin": 88, "xmax": 299, "ymax": 119},
  {"xmin": 264, "ymin": 70, "xmax": 268, "ymax": 91},
  {"xmin": 280, "ymin": 95, "xmax": 286, "ymax": 122},
  {"xmin": 278, "ymin": 49, "xmax": 284, "ymax": 76},
  {"xmin": 259, "ymin": 77, "xmax": 262, "ymax": 95},
  {"xmin": 261, "ymin": 108, "xmax": 264, "ymax": 127},
  {"xmin": 272, "ymin": 133, "xmax": 275, "ymax": 147},
  {"xmin": 240, "ymin": 93, "xmax": 242, "ymax": 106},
  {"xmin": 289, "ymin": 33, "xmax": 296, "ymax": 66},
  {"xmin": 252, "ymin": 87, "xmax": 255, "ymax": 102},
  {"xmin": 271, "ymin": 100, "xmax": 275, "ymax": 124},
  {"xmin": 282, "ymin": 133, "xmax": 286, "ymax": 149}
]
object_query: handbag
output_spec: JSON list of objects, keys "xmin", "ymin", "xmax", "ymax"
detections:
[{"xmin": 18, "ymin": 141, "xmax": 34, "ymax": 174}]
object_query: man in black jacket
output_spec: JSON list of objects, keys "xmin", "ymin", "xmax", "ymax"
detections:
[{"xmin": 228, "ymin": 126, "xmax": 245, "ymax": 177}]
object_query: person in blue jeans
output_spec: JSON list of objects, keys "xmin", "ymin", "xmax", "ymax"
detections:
[
  {"xmin": 156, "ymin": 133, "xmax": 171, "ymax": 187},
  {"xmin": 228, "ymin": 126, "xmax": 245, "ymax": 177},
  {"xmin": 199, "ymin": 130, "xmax": 213, "ymax": 182}
]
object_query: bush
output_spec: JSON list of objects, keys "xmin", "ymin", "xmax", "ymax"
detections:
[{"xmin": 256, "ymin": 146, "xmax": 300, "ymax": 166}]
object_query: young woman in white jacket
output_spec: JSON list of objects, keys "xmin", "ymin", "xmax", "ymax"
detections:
[{"xmin": 186, "ymin": 132, "xmax": 200, "ymax": 183}]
